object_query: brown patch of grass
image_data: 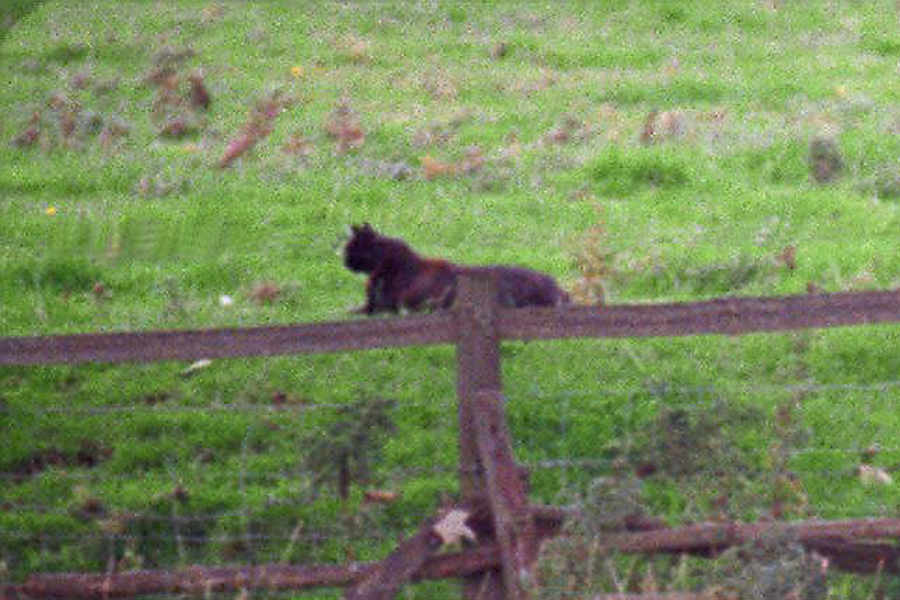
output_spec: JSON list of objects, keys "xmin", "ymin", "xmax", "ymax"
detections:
[
  {"xmin": 421, "ymin": 154, "xmax": 455, "ymax": 179},
  {"xmin": 11, "ymin": 111, "xmax": 40, "ymax": 148},
  {"xmin": 281, "ymin": 132, "xmax": 315, "ymax": 156},
  {"xmin": 98, "ymin": 117, "xmax": 130, "ymax": 149},
  {"xmin": 335, "ymin": 33, "xmax": 371, "ymax": 64},
  {"xmin": 141, "ymin": 391, "xmax": 170, "ymax": 406},
  {"xmin": 808, "ymin": 136, "xmax": 843, "ymax": 183},
  {"xmin": 420, "ymin": 145, "xmax": 486, "ymax": 180},
  {"xmin": 70, "ymin": 68, "xmax": 92, "ymax": 90},
  {"xmin": 158, "ymin": 116, "xmax": 198, "ymax": 138},
  {"xmin": 776, "ymin": 245, "xmax": 797, "ymax": 271},
  {"xmin": 219, "ymin": 90, "xmax": 291, "ymax": 167},
  {"xmin": 457, "ymin": 145, "xmax": 484, "ymax": 174},
  {"xmin": 640, "ymin": 109, "xmax": 688, "ymax": 145},
  {"xmin": 200, "ymin": 2, "xmax": 226, "ymax": 24},
  {"xmin": 323, "ymin": 98, "xmax": 365, "ymax": 153},
  {"xmin": 188, "ymin": 71, "xmax": 211, "ymax": 110},
  {"xmin": 249, "ymin": 281, "xmax": 281, "ymax": 304},
  {"xmin": 10, "ymin": 440, "xmax": 112, "ymax": 482},
  {"xmin": 544, "ymin": 114, "xmax": 588, "ymax": 146},
  {"xmin": 151, "ymin": 45, "xmax": 196, "ymax": 69},
  {"xmin": 490, "ymin": 41, "xmax": 508, "ymax": 59},
  {"xmin": 421, "ymin": 70, "xmax": 458, "ymax": 100},
  {"xmin": 410, "ymin": 110, "xmax": 470, "ymax": 147},
  {"xmin": 71, "ymin": 488, "xmax": 106, "ymax": 521},
  {"xmin": 514, "ymin": 69, "xmax": 556, "ymax": 95}
]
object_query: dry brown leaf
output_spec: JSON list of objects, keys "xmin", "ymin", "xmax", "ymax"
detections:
[
  {"xmin": 250, "ymin": 281, "xmax": 281, "ymax": 304},
  {"xmin": 219, "ymin": 92, "xmax": 288, "ymax": 167},
  {"xmin": 363, "ymin": 489, "xmax": 399, "ymax": 503},
  {"xmin": 421, "ymin": 155, "xmax": 455, "ymax": 179}
]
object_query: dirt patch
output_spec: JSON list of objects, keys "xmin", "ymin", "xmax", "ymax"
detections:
[{"xmin": 10, "ymin": 439, "xmax": 112, "ymax": 482}]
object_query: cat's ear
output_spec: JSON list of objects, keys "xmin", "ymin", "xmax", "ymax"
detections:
[{"xmin": 362, "ymin": 222, "xmax": 374, "ymax": 232}]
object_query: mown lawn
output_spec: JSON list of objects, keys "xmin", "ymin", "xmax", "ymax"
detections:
[{"xmin": 1, "ymin": 1, "xmax": 899, "ymax": 597}]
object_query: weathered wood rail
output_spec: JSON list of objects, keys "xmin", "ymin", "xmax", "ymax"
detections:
[
  {"xmin": 2, "ymin": 286, "xmax": 898, "ymax": 366},
  {"xmin": 2, "ymin": 275, "xmax": 900, "ymax": 599}
]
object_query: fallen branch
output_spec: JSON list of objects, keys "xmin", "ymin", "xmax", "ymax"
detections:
[
  {"xmin": 602, "ymin": 518, "xmax": 900, "ymax": 556},
  {"xmin": 18, "ymin": 515, "xmax": 900, "ymax": 598},
  {"xmin": 19, "ymin": 546, "xmax": 503, "ymax": 599}
]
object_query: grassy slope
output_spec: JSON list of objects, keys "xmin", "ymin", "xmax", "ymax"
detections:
[{"xmin": 1, "ymin": 1, "xmax": 899, "ymax": 596}]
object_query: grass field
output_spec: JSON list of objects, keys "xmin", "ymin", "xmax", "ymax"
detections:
[{"xmin": 2, "ymin": 1, "xmax": 900, "ymax": 597}]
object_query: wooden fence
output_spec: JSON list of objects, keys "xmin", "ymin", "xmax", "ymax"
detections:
[{"xmin": 2, "ymin": 270, "xmax": 900, "ymax": 599}]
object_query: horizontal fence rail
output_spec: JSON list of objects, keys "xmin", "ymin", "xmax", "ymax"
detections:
[
  {"xmin": 499, "ymin": 288, "xmax": 900, "ymax": 341},
  {"xmin": 1, "ymin": 289, "xmax": 899, "ymax": 366},
  {"xmin": 4, "ymin": 277, "xmax": 900, "ymax": 599},
  {"xmin": 0, "ymin": 312, "xmax": 456, "ymax": 365}
]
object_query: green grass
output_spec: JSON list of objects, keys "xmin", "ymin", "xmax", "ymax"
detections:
[{"xmin": 2, "ymin": 1, "xmax": 900, "ymax": 597}]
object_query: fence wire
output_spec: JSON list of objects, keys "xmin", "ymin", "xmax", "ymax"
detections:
[{"xmin": 4, "ymin": 339, "xmax": 900, "ymax": 598}]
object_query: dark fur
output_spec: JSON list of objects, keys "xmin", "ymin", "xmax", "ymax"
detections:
[{"xmin": 344, "ymin": 223, "xmax": 569, "ymax": 314}]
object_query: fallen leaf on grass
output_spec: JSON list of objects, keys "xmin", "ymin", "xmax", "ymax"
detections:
[
  {"xmin": 858, "ymin": 464, "xmax": 893, "ymax": 486},
  {"xmin": 421, "ymin": 155, "xmax": 455, "ymax": 180},
  {"xmin": 181, "ymin": 359, "xmax": 212, "ymax": 377},
  {"xmin": 432, "ymin": 509, "xmax": 476, "ymax": 547},
  {"xmin": 219, "ymin": 91, "xmax": 291, "ymax": 167},
  {"xmin": 250, "ymin": 281, "xmax": 281, "ymax": 304},
  {"xmin": 363, "ymin": 489, "xmax": 399, "ymax": 503}
]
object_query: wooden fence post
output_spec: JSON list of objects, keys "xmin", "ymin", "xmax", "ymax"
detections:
[
  {"xmin": 455, "ymin": 268, "xmax": 505, "ymax": 599},
  {"xmin": 455, "ymin": 268, "xmax": 503, "ymax": 496},
  {"xmin": 472, "ymin": 389, "xmax": 539, "ymax": 599},
  {"xmin": 455, "ymin": 268, "xmax": 539, "ymax": 599}
]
